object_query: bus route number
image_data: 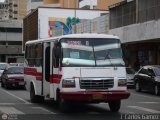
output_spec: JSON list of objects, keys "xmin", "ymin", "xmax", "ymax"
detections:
[{"xmin": 68, "ymin": 41, "xmax": 81, "ymax": 45}]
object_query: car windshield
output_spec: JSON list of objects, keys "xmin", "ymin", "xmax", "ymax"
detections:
[
  {"xmin": 60, "ymin": 38, "xmax": 124, "ymax": 67},
  {"xmin": 126, "ymin": 68, "xmax": 135, "ymax": 74},
  {"xmin": 9, "ymin": 63, "xmax": 18, "ymax": 66},
  {"xmin": 18, "ymin": 63, "xmax": 24, "ymax": 67},
  {"xmin": 154, "ymin": 67, "xmax": 160, "ymax": 76},
  {"xmin": 0, "ymin": 64, "xmax": 7, "ymax": 70},
  {"xmin": 7, "ymin": 67, "xmax": 24, "ymax": 74}
]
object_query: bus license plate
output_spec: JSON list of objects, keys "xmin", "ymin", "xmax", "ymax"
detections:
[{"xmin": 92, "ymin": 94, "xmax": 104, "ymax": 100}]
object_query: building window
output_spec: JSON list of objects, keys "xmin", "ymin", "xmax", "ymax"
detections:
[
  {"xmin": 13, "ymin": 11, "xmax": 18, "ymax": 14},
  {"xmin": 13, "ymin": 4, "xmax": 17, "ymax": 7}
]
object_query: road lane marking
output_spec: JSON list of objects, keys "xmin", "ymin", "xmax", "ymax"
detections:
[
  {"xmin": 128, "ymin": 106, "xmax": 160, "ymax": 114},
  {"xmin": 131, "ymin": 92, "xmax": 160, "ymax": 100},
  {"xmin": 0, "ymin": 107, "xmax": 24, "ymax": 114},
  {"xmin": 1, "ymin": 89, "xmax": 30, "ymax": 104},
  {"xmin": 138, "ymin": 102, "xmax": 159, "ymax": 104},
  {"xmin": 0, "ymin": 103, "xmax": 15, "ymax": 105},
  {"xmin": 32, "ymin": 107, "xmax": 56, "ymax": 114}
]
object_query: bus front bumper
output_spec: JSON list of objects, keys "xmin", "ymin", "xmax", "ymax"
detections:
[{"xmin": 60, "ymin": 91, "xmax": 130, "ymax": 102}]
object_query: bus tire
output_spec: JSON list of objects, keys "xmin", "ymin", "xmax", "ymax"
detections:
[
  {"xmin": 30, "ymin": 83, "xmax": 39, "ymax": 103},
  {"xmin": 38, "ymin": 96, "xmax": 44, "ymax": 103},
  {"xmin": 57, "ymin": 91, "xmax": 69, "ymax": 112},
  {"xmin": 108, "ymin": 100, "xmax": 121, "ymax": 112},
  {"xmin": 59, "ymin": 98, "xmax": 69, "ymax": 113}
]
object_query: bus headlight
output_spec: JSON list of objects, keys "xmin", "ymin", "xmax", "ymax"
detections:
[
  {"xmin": 62, "ymin": 79, "xmax": 75, "ymax": 88},
  {"xmin": 118, "ymin": 79, "xmax": 127, "ymax": 86}
]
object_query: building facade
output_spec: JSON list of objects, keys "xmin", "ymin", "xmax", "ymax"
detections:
[
  {"xmin": 43, "ymin": 0, "xmax": 79, "ymax": 8},
  {"xmin": 43, "ymin": 0, "xmax": 124, "ymax": 9},
  {"xmin": 0, "ymin": 1, "xmax": 8, "ymax": 20},
  {"xmin": 0, "ymin": 0, "xmax": 27, "ymax": 63},
  {"xmin": 4, "ymin": 0, "xmax": 27, "ymax": 20},
  {"xmin": 97, "ymin": 0, "xmax": 124, "ymax": 10},
  {"xmin": 0, "ymin": 20, "xmax": 24, "ymax": 63},
  {"xmin": 27, "ymin": 0, "xmax": 43, "ymax": 13},
  {"xmin": 109, "ymin": 0, "xmax": 160, "ymax": 70}
]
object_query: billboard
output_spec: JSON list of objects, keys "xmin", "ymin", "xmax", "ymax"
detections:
[{"xmin": 38, "ymin": 7, "xmax": 108, "ymax": 38}]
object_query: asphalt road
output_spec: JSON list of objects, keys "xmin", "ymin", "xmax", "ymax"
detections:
[{"xmin": 0, "ymin": 84, "xmax": 160, "ymax": 120}]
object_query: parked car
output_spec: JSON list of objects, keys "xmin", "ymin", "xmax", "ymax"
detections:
[
  {"xmin": 9, "ymin": 63, "xmax": 19, "ymax": 67},
  {"xmin": 1, "ymin": 66, "xmax": 25, "ymax": 89},
  {"xmin": 0, "ymin": 63, "xmax": 8, "ymax": 82},
  {"xmin": 18, "ymin": 63, "xmax": 24, "ymax": 67},
  {"xmin": 134, "ymin": 65, "xmax": 160, "ymax": 96},
  {"xmin": 9, "ymin": 63, "xmax": 24, "ymax": 67},
  {"xmin": 126, "ymin": 67, "xmax": 135, "ymax": 88}
]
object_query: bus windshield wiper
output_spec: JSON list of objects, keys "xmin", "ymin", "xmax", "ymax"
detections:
[{"xmin": 104, "ymin": 50, "xmax": 117, "ymax": 69}]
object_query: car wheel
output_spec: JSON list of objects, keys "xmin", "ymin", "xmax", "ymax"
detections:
[
  {"xmin": 4, "ymin": 84, "xmax": 9, "ymax": 89},
  {"xmin": 108, "ymin": 100, "xmax": 121, "ymax": 112},
  {"xmin": 1, "ymin": 82, "xmax": 4, "ymax": 87},
  {"xmin": 135, "ymin": 82, "xmax": 141, "ymax": 92},
  {"xmin": 154, "ymin": 85, "xmax": 160, "ymax": 96}
]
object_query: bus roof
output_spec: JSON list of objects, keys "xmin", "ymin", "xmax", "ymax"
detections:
[{"xmin": 25, "ymin": 33, "xmax": 120, "ymax": 45}]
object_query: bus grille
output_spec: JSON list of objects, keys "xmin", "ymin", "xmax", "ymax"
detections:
[{"xmin": 80, "ymin": 79, "xmax": 114, "ymax": 89}]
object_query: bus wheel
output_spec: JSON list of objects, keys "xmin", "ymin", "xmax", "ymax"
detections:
[
  {"xmin": 59, "ymin": 98, "xmax": 70, "ymax": 113},
  {"xmin": 108, "ymin": 100, "xmax": 121, "ymax": 112},
  {"xmin": 30, "ymin": 84, "xmax": 39, "ymax": 103}
]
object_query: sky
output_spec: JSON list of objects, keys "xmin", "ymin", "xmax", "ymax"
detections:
[{"xmin": 79, "ymin": 0, "xmax": 97, "ymax": 8}]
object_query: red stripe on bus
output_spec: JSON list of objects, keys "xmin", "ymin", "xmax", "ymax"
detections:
[
  {"xmin": 50, "ymin": 74, "xmax": 62, "ymax": 84},
  {"xmin": 24, "ymin": 68, "xmax": 42, "ymax": 81},
  {"xmin": 24, "ymin": 67, "xmax": 62, "ymax": 83}
]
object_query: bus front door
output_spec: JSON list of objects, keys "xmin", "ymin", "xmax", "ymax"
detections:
[{"xmin": 43, "ymin": 42, "xmax": 50, "ymax": 97}]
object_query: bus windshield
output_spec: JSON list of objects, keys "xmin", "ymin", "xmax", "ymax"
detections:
[{"xmin": 60, "ymin": 38, "xmax": 124, "ymax": 67}]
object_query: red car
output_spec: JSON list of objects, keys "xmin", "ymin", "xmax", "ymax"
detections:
[{"xmin": 1, "ymin": 66, "xmax": 25, "ymax": 89}]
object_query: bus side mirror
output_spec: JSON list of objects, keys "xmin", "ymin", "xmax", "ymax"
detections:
[
  {"xmin": 54, "ymin": 41, "xmax": 61, "ymax": 58},
  {"xmin": 55, "ymin": 47, "xmax": 61, "ymax": 58}
]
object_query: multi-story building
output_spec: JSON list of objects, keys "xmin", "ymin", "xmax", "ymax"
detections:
[
  {"xmin": 27, "ymin": 0, "xmax": 43, "ymax": 13},
  {"xmin": 6, "ymin": 0, "xmax": 27, "ymax": 20},
  {"xmin": 43, "ymin": 0, "xmax": 124, "ymax": 9},
  {"xmin": 0, "ymin": 0, "xmax": 27, "ymax": 20},
  {"xmin": 43, "ymin": 0, "xmax": 79, "ymax": 8},
  {"xmin": 97, "ymin": 0, "xmax": 124, "ymax": 10},
  {"xmin": 0, "ymin": 1, "xmax": 9, "ymax": 20},
  {"xmin": 0, "ymin": 0, "xmax": 27, "ymax": 62},
  {"xmin": 0, "ymin": 20, "xmax": 24, "ymax": 63},
  {"xmin": 109, "ymin": 0, "xmax": 160, "ymax": 70}
]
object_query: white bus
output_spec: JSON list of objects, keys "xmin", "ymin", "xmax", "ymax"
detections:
[{"xmin": 24, "ymin": 33, "xmax": 130, "ymax": 112}]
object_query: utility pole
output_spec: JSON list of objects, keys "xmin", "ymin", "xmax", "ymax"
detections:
[{"xmin": 74, "ymin": 0, "xmax": 77, "ymax": 33}]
